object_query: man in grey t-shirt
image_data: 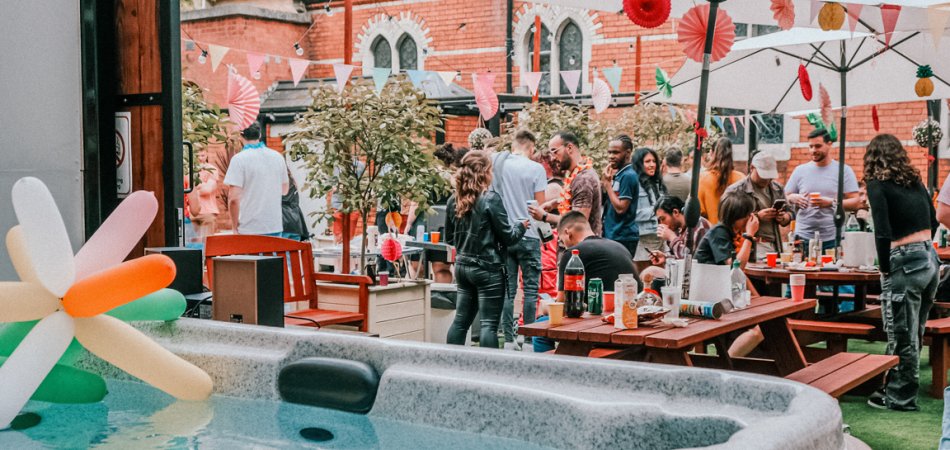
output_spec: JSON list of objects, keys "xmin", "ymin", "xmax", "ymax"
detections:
[{"xmin": 663, "ymin": 149, "xmax": 691, "ymax": 202}]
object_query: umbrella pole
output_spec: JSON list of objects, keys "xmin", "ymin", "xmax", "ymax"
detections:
[
  {"xmin": 685, "ymin": 0, "xmax": 725, "ymax": 229},
  {"xmin": 834, "ymin": 42, "xmax": 847, "ymax": 256}
]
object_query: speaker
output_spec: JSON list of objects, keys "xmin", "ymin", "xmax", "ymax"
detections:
[
  {"xmin": 144, "ymin": 247, "xmax": 203, "ymax": 295},
  {"xmin": 211, "ymin": 255, "xmax": 284, "ymax": 327}
]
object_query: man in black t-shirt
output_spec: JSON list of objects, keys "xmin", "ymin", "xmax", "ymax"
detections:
[{"xmin": 556, "ymin": 211, "xmax": 635, "ymax": 296}]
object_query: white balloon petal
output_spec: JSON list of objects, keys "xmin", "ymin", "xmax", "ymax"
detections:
[
  {"xmin": 75, "ymin": 191, "xmax": 158, "ymax": 281},
  {"xmin": 0, "ymin": 311, "xmax": 74, "ymax": 429},
  {"xmin": 11, "ymin": 177, "xmax": 75, "ymax": 297}
]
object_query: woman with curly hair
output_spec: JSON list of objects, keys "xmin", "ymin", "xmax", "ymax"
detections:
[
  {"xmin": 864, "ymin": 133, "xmax": 939, "ymax": 411},
  {"xmin": 631, "ymin": 147, "xmax": 668, "ymax": 272},
  {"xmin": 698, "ymin": 137, "xmax": 744, "ymax": 224},
  {"xmin": 444, "ymin": 151, "xmax": 529, "ymax": 348}
]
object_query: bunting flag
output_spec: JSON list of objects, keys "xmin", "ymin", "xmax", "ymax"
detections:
[
  {"xmin": 928, "ymin": 5, "xmax": 950, "ymax": 49},
  {"xmin": 713, "ymin": 116, "xmax": 725, "ymax": 131},
  {"xmin": 729, "ymin": 116, "xmax": 738, "ymax": 133},
  {"xmin": 601, "ymin": 67, "xmax": 623, "ymax": 93},
  {"xmin": 246, "ymin": 52, "xmax": 265, "ymax": 78},
  {"xmin": 289, "ymin": 58, "xmax": 309, "ymax": 87},
  {"xmin": 332, "ymin": 63, "xmax": 355, "ymax": 94},
  {"xmin": 522, "ymin": 71, "xmax": 543, "ymax": 96},
  {"xmin": 208, "ymin": 44, "xmax": 229, "ymax": 73},
  {"xmin": 880, "ymin": 4, "xmax": 902, "ymax": 47},
  {"xmin": 407, "ymin": 70, "xmax": 429, "ymax": 89},
  {"xmin": 373, "ymin": 67, "xmax": 391, "ymax": 94},
  {"xmin": 436, "ymin": 71, "xmax": 457, "ymax": 86},
  {"xmin": 845, "ymin": 3, "xmax": 863, "ymax": 34},
  {"xmin": 739, "ymin": 115, "xmax": 747, "ymax": 128},
  {"xmin": 560, "ymin": 70, "xmax": 581, "ymax": 97},
  {"xmin": 810, "ymin": 0, "xmax": 821, "ymax": 23}
]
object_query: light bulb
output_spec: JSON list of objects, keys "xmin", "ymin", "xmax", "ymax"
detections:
[
  {"xmin": 456, "ymin": 73, "xmax": 462, "ymax": 81},
  {"xmin": 253, "ymin": 71, "xmax": 262, "ymax": 80},
  {"xmin": 294, "ymin": 43, "xmax": 304, "ymax": 56},
  {"xmin": 569, "ymin": 56, "xmax": 576, "ymax": 65},
  {"xmin": 326, "ymin": 5, "xmax": 334, "ymax": 16},
  {"xmin": 530, "ymin": 26, "xmax": 537, "ymax": 33},
  {"xmin": 198, "ymin": 50, "xmax": 208, "ymax": 64}
]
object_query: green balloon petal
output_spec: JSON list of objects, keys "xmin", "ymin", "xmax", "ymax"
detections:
[
  {"xmin": 107, "ymin": 288, "xmax": 187, "ymax": 322},
  {"xmin": 0, "ymin": 356, "xmax": 107, "ymax": 404},
  {"xmin": 0, "ymin": 321, "xmax": 84, "ymax": 365}
]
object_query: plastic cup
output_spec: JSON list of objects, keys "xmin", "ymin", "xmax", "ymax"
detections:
[
  {"xmin": 820, "ymin": 255, "xmax": 834, "ymax": 266},
  {"xmin": 790, "ymin": 274, "xmax": 806, "ymax": 302},
  {"xmin": 431, "ymin": 231, "xmax": 441, "ymax": 244},
  {"xmin": 780, "ymin": 253, "xmax": 792, "ymax": 264},
  {"xmin": 660, "ymin": 286, "xmax": 681, "ymax": 319},
  {"xmin": 603, "ymin": 292, "xmax": 615, "ymax": 313},
  {"xmin": 809, "ymin": 192, "xmax": 821, "ymax": 207},
  {"xmin": 423, "ymin": 233, "xmax": 430, "ymax": 243},
  {"xmin": 766, "ymin": 252, "xmax": 778, "ymax": 268},
  {"xmin": 549, "ymin": 302, "xmax": 565, "ymax": 326},
  {"xmin": 379, "ymin": 271, "xmax": 389, "ymax": 287}
]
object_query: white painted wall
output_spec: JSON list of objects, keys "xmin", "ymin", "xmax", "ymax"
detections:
[{"xmin": 0, "ymin": 1, "xmax": 84, "ymax": 281}]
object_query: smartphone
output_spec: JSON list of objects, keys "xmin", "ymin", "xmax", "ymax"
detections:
[{"xmin": 772, "ymin": 199, "xmax": 787, "ymax": 210}]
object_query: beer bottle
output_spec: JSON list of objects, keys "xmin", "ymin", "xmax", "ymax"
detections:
[{"xmin": 564, "ymin": 250, "xmax": 586, "ymax": 318}]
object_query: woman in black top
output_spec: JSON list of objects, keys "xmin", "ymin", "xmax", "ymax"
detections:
[
  {"xmin": 444, "ymin": 151, "xmax": 529, "ymax": 348},
  {"xmin": 695, "ymin": 192, "xmax": 759, "ymax": 266},
  {"xmin": 864, "ymin": 133, "xmax": 939, "ymax": 411}
]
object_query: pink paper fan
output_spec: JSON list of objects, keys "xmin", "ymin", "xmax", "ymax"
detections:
[
  {"xmin": 677, "ymin": 4, "xmax": 736, "ymax": 63},
  {"xmin": 771, "ymin": 0, "xmax": 795, "ymax": 30},
  {"xmin": 819, "ymin": 83, "xmax": 833, "ymax": 126},
  {"xmin": 591, "ymin": 78, "xmax": 612, "ymax": 114},
  {"xmin": 227, "ymin": 71, "xmax": 260, "ymax": 130},
  {"xmin": 474, "ymin": 73, "xmax": 499, "ymax": 121}
]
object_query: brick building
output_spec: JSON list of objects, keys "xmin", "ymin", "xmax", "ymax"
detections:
[{"xmin": 180, "ymin": 0, "xmax": 949, "ymax": 233}]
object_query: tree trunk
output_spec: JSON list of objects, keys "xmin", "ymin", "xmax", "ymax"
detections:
[{"xmin": 359, "ymin": 210, "xmax": 369, "ymax": 275}]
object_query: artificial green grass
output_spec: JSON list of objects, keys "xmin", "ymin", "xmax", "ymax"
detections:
[{"xmin": 838, "ymin": 341, "xmax": 943, "ymax": 450}]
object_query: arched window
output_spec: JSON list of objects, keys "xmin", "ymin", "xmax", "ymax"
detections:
[
  {"xmin": 526, "ymin": 24, "xmax": 552, "ymax": 95},
  {"xmin": 558, "ymin": 21, "xmax": 583, "ymax": 95},
  {"xmin": 398, "ymin": 34, "xmax": 418, "ymax": 71},
  {"xmin": 371, "ymin": 36, "xmax": 392, "ymax": 70}
]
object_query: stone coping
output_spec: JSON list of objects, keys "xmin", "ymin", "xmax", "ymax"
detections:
[{"xmin": 181, "ymin": 5, "xmax": 311, "ymax": 24}]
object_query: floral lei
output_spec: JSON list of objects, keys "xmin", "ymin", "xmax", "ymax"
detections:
[{"xmin": 558, "ymin": 157, "xmax": 594, "ymax": 214}]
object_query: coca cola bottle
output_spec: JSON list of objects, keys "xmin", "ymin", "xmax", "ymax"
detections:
[{"xmin": 563, "ymin": 249, "xmax": 586, "ymax": 318}]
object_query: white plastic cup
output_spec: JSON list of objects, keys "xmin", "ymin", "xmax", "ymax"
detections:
[
  {"xmin": 790, "ymin": 274, "xmax": 806, "ymax": 302},
  {"xmin": 549, "ymin": 302, "xmax": 565, "ymax": 326},
  {"xmin": 661, "ymin": 286, "xmax": 681, "ymax": 319}
]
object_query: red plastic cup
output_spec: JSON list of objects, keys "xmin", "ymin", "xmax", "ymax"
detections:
[
  {"xmin": 766, "ymin": 252, "xmax": 778, "ymax": 268},
  {"xmin": 790, "ymin": 274, "xmax": 806, "ymax": 302},
  {"xmin": 820, "ymin": 255, "xmax": 834, "ymax": 266},
  {"xmin": 603, "ymin": 292, "xmax": 615, "ymax": 313}
]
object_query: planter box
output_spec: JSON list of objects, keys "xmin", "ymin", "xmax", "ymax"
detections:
[{"xmin": 314, "ymin": 280, "xmax": 431, "ymax": 341}]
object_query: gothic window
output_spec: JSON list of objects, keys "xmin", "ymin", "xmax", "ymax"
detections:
[
  {"xmin": 398, "ymin": 34, "xmax": 418, "ymax": 71},
  {"xmin": 526, "ymin": 24, "xmax": 553, "ymax": 95},
  {"xmin": 558, "ymin": 21, "xmax": 583, "ymax": 95},
  {"xmin": 754, "ymin": 112, "xmax": 785, "ymax": 144},
  {"xmin": 371, "ymin": 36, "xmax": 391, "ymax": 70}
]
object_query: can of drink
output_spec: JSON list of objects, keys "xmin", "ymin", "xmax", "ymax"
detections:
[
  {"xmin": 587, "ymin": 278, "xmax": 603, "ymax": 315},
  {"xmin": 941, "ymin": 228, "xmax": 947, "ymax": 248}
]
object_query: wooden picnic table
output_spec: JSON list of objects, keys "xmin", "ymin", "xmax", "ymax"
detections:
[
  {"xmin": 520, "ymin": 296, "xmax": 816, "ymax": 377},
  {"xmin": 743, "ymin": 266, "xmax": 880, "ymax": 315},
  {"xmin": 937, "ymin": 246, "xmax": 950, "ymax": 263}
]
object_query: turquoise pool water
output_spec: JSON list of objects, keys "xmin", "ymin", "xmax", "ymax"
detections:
[{"xmin": 0, "ymin": 380, "xmax": 551, "ymax": 449}]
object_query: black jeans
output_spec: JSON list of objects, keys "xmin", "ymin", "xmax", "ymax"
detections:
[
  {"xmin": 502, "ymin": 238, "xmax": 542, "ymax": 342},
  {"xmin": 447, "ymin": 262, "xmax": 506, "ymax": 348},
  {"xmin": 881, "ymin": 241, "xmax": 939, "ymax": 409}
]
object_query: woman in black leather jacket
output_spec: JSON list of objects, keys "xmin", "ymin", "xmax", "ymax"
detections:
[{"xmin": 445, "ymin": 151, "xmax": 529, "ymax": 348}]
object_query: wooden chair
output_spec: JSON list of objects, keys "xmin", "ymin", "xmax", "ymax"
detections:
[{"xmin": 205, "ymin": 235, "xmax": 370, "ymax": 330}]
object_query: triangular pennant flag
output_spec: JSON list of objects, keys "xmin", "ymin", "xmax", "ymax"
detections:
[
  {"xmin": 372, "ymin": 67, "xmax": 391, "ymax": 94},
  {"xmin": 810, "ymin": 0, "xmax": 821, "ymax": 23},
  {"xmin": 208, "ymin": 44, "xmax": 229, "ymax": 73},
  {"xmin": 669, "ymin": 105, "xmax": 678, "ymax": 120},
  {"xmin": 436, "ymin": 71, "xmax": 457, "ymax": 86},
  {"xmin": 246, "ymin": 52, "xmax": 265, "ymax": 77},
  {"xmin": 560, "ymin": 70, "xmax": 581, "ymax": 97},
  {"xmin": 713, "ymin": 116, "xmax": 725, "ymax": 131},
  {"xmin": 704, "ymin": 114, "xmax": 711, "ymax": 129},
  {"xmin": 289, "ymin": 59, "xmax": 309, "ymax": 87},
  {"xmin": 729, "ymin": 116, "xmax": 738, "ymax": 133},
  {"xmin": 601, "ymin": 67, "xmax": 623, "ymax": 93},
  {"xmin": 880, "ymin": 4, "xmax": 902, "ymax": 47},
  {"xmin": 522, "ymin": 71, "xmax": 543, "ymax": 96},
  {"xmin": 332, "ymin": 63, "xmax": 355, "ymax": 94},
  {"xmin": 928, "ymin": 5, "xmax": 950, "ymax": 49},
  {"xmin": 738, "ymin": 116, "xmax": 747, "ymax": 128},
  {"xmin": 407, "ymin": 70, "xmax": 429, "ymax": 89},
  {"xmin": 845, "ymin": 4, "xmax": 863, "ymax": 34}
]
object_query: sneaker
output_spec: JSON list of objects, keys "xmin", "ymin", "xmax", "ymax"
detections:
[{"xmin": 866, "ymin": 391, "xmax": 887, "ymax": 410}]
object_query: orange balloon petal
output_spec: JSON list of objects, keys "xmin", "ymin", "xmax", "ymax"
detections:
[{"xmin": 62, "ymin": 254, "xmax": 176, "ymax": 318}]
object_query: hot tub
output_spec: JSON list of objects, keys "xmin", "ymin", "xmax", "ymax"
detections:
[{"xmin": 3, "ymin": 319, "xmax": 846, "ymax": 449}]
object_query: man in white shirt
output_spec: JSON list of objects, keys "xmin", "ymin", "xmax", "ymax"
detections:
[{"xmin": 224, "ymin": 122, "xmax": 289, "ymax": 235}]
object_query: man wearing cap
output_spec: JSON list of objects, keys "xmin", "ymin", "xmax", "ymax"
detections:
[{"xmin": 725, "ymin": 152, "xmax": 792, "ymax": 259}]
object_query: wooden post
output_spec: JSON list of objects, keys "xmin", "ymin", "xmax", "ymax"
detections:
[
  {"xmin": 634, "ymin": 35, "xmax": 642, "ymax": 105},
  {"xmin": 532, "ymin": 16, "xmax": 541, "ymax": 103},
  {"xmin": 342, "ymin": 0, "xmax": 354, "ymax": 274}
]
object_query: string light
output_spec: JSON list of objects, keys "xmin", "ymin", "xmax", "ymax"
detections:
[
  {"xmin": 325, "ymin": 4, "xmax": 334, "ymax": 16},
  {"xmin": 198, "ymin": 50, "xmax": 208, "ymax": 64},
  {"xmin": 294, "ymin": 42, "xmax": 304, "ymax": 56}
]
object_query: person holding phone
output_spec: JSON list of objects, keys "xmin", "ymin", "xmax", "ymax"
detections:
[{"xmin": 724, "ymin": 152, "xmax": 792, "ymax": 260}]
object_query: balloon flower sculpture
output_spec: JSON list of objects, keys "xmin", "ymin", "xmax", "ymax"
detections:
[{"xmin": 0, "ymin": 177, "xmax": 213, "ymax": 429}]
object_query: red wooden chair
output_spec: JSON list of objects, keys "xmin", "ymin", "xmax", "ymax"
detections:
[{"xmin": 205, "ymin": 235, "xmax": 370, "ymax": 330}]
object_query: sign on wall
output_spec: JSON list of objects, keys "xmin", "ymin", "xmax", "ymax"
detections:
[{"xmin": 115, "ymin": 112, "xmax": 132, "ymax": 197}]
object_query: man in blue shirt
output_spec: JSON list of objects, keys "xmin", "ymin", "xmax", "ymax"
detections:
[{"xmin": 601, "ymin": 135, "xmax": 639, "ymax": 256}]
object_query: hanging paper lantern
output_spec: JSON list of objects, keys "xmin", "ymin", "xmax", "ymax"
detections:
[
  {"xmin": 380, "ymin": 237, "xmax": 403, "ymax": 262},
  {"xmin": 872, "ymin": 105, "xmax": 880, "ymax": 132},
  {"xmin": 677, "ymin": 4, "xmax": 736, "ymax": 63},
  {"xmin": 818, "ymin": 3, "xmax": 845, "ymax": 31},
  {"xmin": 385, "ymin": 211, "xmax": 403, "ymax": 233},
  {"xmin": 916, "ymin": 65, "xmax": 935, "ymax": 98},
  {"xmin": 913, "ymin": 119, "xmax": 944, "ymax": 148},
  {"xmin": 468, "ymin": 128, "xmax": 493, "ymax": 150},
  {"xmin": 623, "ymin": 0, "xmax": 671, "ymax": 29},
  {"xmin": 798, "ymin": 64, "xmax": 813, "ymax": 101},
  {"xmin": 655, "ymin": 66, "xmax": 673, "ymax": 98},
  {"xmin": 770, "ymin": 0, "xmax": 796, "ymax": 31}
]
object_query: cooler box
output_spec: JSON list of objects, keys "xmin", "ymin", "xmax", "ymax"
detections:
[{"xmin": 428, "ymin": 282, "xmax": 457, "ymax": 344}]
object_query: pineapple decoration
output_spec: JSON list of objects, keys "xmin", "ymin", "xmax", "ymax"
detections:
[
  {"xmin": 916, "ymin": 65, "xmax": 935, "ymax": 98},
  {"xmin": 818, "ymin": 2, "xmax": 845, "ymax": 31}
]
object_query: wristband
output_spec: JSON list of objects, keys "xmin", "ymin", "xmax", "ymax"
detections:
[
  {"xmin": 542, "ymin": 212, "xmax": 548, "ymax": 222},
  {"xmin": 741, "ymin": 233, "xmax": 755, "ymax": 242}
]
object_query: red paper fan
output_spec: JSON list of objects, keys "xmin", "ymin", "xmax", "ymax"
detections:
[
  {"xmin": 474, "ymin": 73, "xmax": 499, "ymax": 121},
  {"xmin": 623, "ymin": 0, "xmax": 671, "ymax": 29},
  {"xmin": 872, "ymin": 105, "xmax": 880, "ymax": 132},
  {"xmin": 819, "ymin": 83, "xmax": 833, "ymax": 126},
  {"xmin": 677, "ymin": 4, "xmax": 736, "ymax": 63},
  {"xmin": 798, "ymin": 63, "xmax": 813, "ymax": 101},
  {"xmin": 770, "ymin": 0, "xmax": 796, "ymax": 31},
  {"xmin": 227, "ymin": 71, "xmax": 260, "ymax": 130}
]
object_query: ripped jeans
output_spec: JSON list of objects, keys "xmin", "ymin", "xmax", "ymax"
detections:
[{"xmin": 880, "ymin": 241, "xmax": 939, "ymax": 409}]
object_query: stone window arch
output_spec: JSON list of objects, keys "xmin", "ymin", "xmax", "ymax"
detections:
[
  {"xmin": 514, "ymin": 5, "xmax": 599, "ymax": 95},
  {"xmin": 356, "ymin": 13, "xmax": 432, "ymax": 74},
  {"xmin": 556, "ymin": 20, "xmax": 583, "ymax": 95},
  {"xmin": 397, "ymin": 34, "xmax": 418, "ymax": 71},
  {"xmin": 371, "ymin": 36, "xmax": 392, "ymax": 70}
]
